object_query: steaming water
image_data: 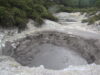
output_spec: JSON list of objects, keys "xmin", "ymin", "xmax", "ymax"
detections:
[{"xmin": 29, "ymin": 44, "xmax": 87, "ymax": 70}]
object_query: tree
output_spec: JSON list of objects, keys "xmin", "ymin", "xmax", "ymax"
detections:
[
  {"xmin": 0, "ymin": 0, "xmax": 57, "ymax": 29},
  {"xmin": 95, "ymin": 0, "xmax": 100, "ymax": 7}
]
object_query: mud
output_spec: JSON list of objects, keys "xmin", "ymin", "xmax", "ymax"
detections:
[{"xmin": 2, "ymin": 31, "xmax": 100, "ymax": 70}]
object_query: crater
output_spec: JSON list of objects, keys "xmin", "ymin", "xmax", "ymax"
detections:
[{"xmin": 2, "ymin": 31, "xmax": 100, "ymax": 70}]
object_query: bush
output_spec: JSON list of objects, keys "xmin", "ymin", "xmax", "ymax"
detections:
[
  {"xmin": 0, "ymin": 0, "xmax": 57, "ymax": 30},
  {"xmin": 42, "ymin": 11, "xmax": 58, "ymax": 21},
  {"xmin": 34, "ymin": 17, "xmax": 44, "ymax": 27},
  {"xmin": 82, "ymin": 19, "xmax": 88, "ymax": 23},
  {"xmin": 58, "ymin": 6, "xmax": 99, "ymax": 13},
  {"xmin": 11, "ymin": 7, "xmax": 27, "ymax": 18},
  {"xmin": 82, "ymin": 13, "xmax": 100, "ymax": 25},
  {"xmin": 15, "ymin": 17, "xmax": 27, "ymax": 29},
  {"xmin": 95, "ymin": 0, "xmax": 100, "ymax": 8},
  {"xmin": 0, "ymin": 7, "xmax": 15, "ymax": 28}
]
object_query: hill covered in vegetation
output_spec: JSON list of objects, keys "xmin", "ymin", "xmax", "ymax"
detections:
[
  {"xmin": 0, "ymin": 0, "xmax": 100, "ymax": 30},
  {"xmin": 0, "ymin": 0, "xmax": 57, "ymax": 30}
]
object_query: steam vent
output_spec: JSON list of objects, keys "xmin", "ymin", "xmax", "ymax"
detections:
[{"xmin": 2, "ymin": 30, "xmax": 100, "ymax": 70}]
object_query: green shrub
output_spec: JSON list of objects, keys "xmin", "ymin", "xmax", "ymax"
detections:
[
  {"xmin": 82, "ymin": 13, "xmax": 100, "ymax": 25},
  {"xmin": 42, "ymin": 12, "xmax": 58, "ymax": 21},
  {"xmin": 11, "ymin": 7, "xmax": 27, "ymax": 18},
  {"xmin": 0, "ymin": 0, "xmax": 99, "ymax": 30},
  {"xmin": 82, "ymin": 19, "xmax": 88, "ymax": 23},
  {"xmin": 0, "ymin": 7, "xmax": 15, "ymax": 28},
  {"xmin": 95, "ymin": 0, "xmax": 100, "ymax": 8},
  {"xmin": 0, "ymin": 0, "xmax": 57, "ymax": 30},
  {"xmin": 15, "ymin": 17, "xmax": 28, "ymax": 30},
  {"xmin": 34, "ymin": 17, "xmax": 44, "ymax": 27},
  {"xmin": 58, "ymin": 6, "xmax": 99, "ymax": 13},
  {"xmin": 88, "ymin": 18, "xmax": 96, "ymax": 25}
]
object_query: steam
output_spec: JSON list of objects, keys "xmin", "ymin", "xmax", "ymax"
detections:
[{"xmin": 48, "ymin": 5, "xmax": 60, "ymax": 14}]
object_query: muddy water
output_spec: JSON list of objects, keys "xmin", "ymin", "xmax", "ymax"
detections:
[
  {"xmin": 29, "ymin": 44, "xmax": 87, "ymax": 70},
  {"xmin": 3, "ymin": 31, "xmax": 100, "ymax": 70}
]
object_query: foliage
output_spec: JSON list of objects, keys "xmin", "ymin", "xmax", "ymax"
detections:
[
  {"xmin": 0, "ymin": 0, "xmax": 100, "ymax": 30},
  {"xmin": 0, "ymin": 0, "xmax": 57, "ymax": 30},
  {"xmin": 95, "ymin": 0, "xmax": 100, "ymax": 8},
  {"xmin": 58, "ymin": 6, "xmax": 99, "ymax": 13},
  {"xmin": 51, "ymin": 0, "xmax": 96, "ymax": 8},
  {"xmin": 82, "ymin": 13, "xmax": 100, "ymax": 25}
]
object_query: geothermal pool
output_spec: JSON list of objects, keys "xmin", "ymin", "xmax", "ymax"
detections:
[
  {"xmin": 27, "ymin": 43, "xmax": 87, "ymax": 69},
  {"xmin": 2, "ymin": 31, "xmax": 100, "ymax": 70}
]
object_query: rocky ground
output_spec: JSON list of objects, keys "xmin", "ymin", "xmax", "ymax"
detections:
[
  {"xmin": 0, "ymin": 12, "xmax": 100, "ymax": 75},
  {"xmin": 0, "ymin": 56, "xmax": 100, "ymax": 75}
]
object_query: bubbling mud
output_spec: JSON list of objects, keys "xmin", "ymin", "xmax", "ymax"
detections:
[{"xmin": 2, "ymin": 31, "xmax": 100, "ymax": 70}]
